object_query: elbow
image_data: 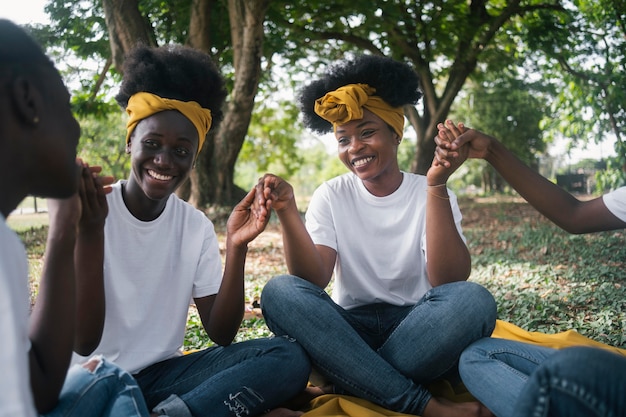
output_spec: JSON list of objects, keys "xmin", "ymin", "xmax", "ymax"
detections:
[
  {"xmin": 35, "ymin": 394, "xmax": 60, "ymax": 415},
  {"xmin": 211, "ymin": 334, "xmax": 235, "ymax": 347},
  {"xmin": 73, "ymin": 337, "xmax": 101, "ymax": 357}
]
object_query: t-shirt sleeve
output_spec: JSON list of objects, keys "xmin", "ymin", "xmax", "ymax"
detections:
[
  {"xmin": 192, "ymin": 218, "xmax": 223, "ymax": 298},
  {"xmin": 305, "ymin": 184, "xmax": 338, "ymax": 250},
  {"xmin": 602, "ymin": 187, "xmax": 626, "ymax": 222},
  {"xmin": 0, "ymin": 229, "xmax": 37, "ymax": 417}
]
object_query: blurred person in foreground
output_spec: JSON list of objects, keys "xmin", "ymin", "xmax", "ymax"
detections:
[{"xmin": 0, "ymin": 18, "xmax": 150, "ymax": 417}]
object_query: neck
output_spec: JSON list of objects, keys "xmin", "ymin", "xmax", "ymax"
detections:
[
  {"xmin": 121, "ymin": 181, "xmax": 168, "ymax": 222},
  {"xmin": 362, "ymin": 170, "xmax": 403, "ymax": 197}
]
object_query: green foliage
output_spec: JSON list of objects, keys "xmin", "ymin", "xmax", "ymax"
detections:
[
  {"xmin": 520, "ymin": 0, "xmax": 625, "ymax": 176},
  {"xmin": 452, "ymin": 75, "xmax": 548, "ymax": 193},
  {"xmin": 237, "ymin": 98, "xmax": 304, "ymax": 183},
  {"xmin": 76, "ymin": 112, "xmax": 131, "ymax": 180}
]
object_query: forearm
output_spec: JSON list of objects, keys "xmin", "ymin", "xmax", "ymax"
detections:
[
  {"xmin": 276, "ymin": 202, "xmax": 330, "ymax": 288},
  {"xmin": 29, "ymin": 230, "xmax": 76, "ymax": 412},
  {"xmin": 425, "ymin": 186, "xmax": 471, "ymax": 286},
  {"xmin": 486, "ymin": 140, "xmax": 586, "ymax": 232},
  {"xmin": 73, "ymin": 230, "xmax": 105, "ymax": 355},
  {"xmin": 207, "ymin": 241, "xmax": 247, "ymax": 346}
]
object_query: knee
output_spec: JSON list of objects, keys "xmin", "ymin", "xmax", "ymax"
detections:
[
  {"xmin": 462, "ymin": 282, "xmax": 497, "ymax": 326},
  {"xmin": 261, "ymin": 274, "xmax": 297, "ymax": 306}
]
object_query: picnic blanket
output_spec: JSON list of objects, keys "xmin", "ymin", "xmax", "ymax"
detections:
[{"xmin": 299, "ymin": 319, "xmax": 626, "ymax": 417}]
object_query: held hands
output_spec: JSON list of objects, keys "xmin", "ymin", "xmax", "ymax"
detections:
[
  {"xmin": 255, "ymin": 174, "xmax": 295, "ymax": 214},
  {"xmin": 226, "ymin": 174, "xmax": 296, "ymax": 248},
  {"xmin": 434, "ymin": 120, "xmax": 495, "ymax": 168},
  {"xmin": 427, "ymin": 120, "xmax": 469, "ymax": 184}
]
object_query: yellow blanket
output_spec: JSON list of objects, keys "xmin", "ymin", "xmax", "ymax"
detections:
[{"xmin": 301, "ymin": 320, "xmax": 626, "ymax": 417}]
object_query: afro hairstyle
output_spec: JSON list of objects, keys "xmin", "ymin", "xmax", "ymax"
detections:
[
  {"xmin": 298, "ymin": 54, "xmax": 422, "ymax": 134},
  {"xmin": 115, "ymin": 43, "xmax": 227, "ymax": 128}
]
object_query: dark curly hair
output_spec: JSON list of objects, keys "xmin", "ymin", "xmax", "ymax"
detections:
[
  {"xmin": 115, "ymin": 43, "xmax": 227, "ymax": 128},
  {"xmin": 298, "ymin": 54, "xmax": 422, "ymax": 134}
]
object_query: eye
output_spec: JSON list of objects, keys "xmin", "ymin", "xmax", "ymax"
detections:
[
  {"xmin": 337, "ymin": 136, "xmax": 350, "ymax": 146},
  {"xmin": 175, "ymin": 147, "xmax": 191, "ymax": 157},
  {"xmin": 142, "ymin": 139, "xmax": 159, "ymax": 149},
  {"xmin": 361, "ymin": 129, "xmax": 376, "ymax": 137}
]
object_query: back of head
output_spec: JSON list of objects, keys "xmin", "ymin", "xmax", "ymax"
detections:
[
  {"xmin": 0, "ymin": 19, "xmax": 55, "ymax": 82},
  {"xmin": 298, "ymin": 54, "xmax": 422, "ymax": 134},
  {"xmin": 115, "ymin": 44, "xmax": 227, "ymax": 128}
]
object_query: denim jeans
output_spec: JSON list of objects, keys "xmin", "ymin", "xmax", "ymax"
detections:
[
  {"xmin": 42, "ymin": 356, "xmax": 149, "ymax": 417},
  {"xmin": 512, "ymin": 346, "xmax": 626, "ymax": 417},
  {"xmin": 459, "ymin": 337, "xmax": 557, "ymax": 417},
  {"xmin": 261, "ymin": 275, "xmax": 497, "ymax": 415},
  {"xmin": 134, "ymin": 336, "xmax": 310, "ymax": 417}
]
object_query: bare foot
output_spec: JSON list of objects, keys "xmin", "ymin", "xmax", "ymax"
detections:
[
  {"xmin": 260, "ymin": 408, "xmax": 304, "ymax": 417},
  {"xmin": 422, "ymin": 397, "xmax": 494, "ymax": 417}
]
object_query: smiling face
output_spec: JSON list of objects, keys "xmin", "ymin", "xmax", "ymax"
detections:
[
  {"xmin": 124, "ymin": 110, "xmax": 198, "ymax": 219},
  {"xmin": 335, "ymin": 108, "xmax": 402, "ymax": 196}
]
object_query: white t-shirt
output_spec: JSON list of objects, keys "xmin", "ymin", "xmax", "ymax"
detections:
[
  {"xmin": 603, "ymin": 186, "xmax": 626, "ymax": 222},
  {"xmin": 0, "ymin": 217, "xmax": 37, "ymax": 417},
  {"xmin": 73, "ymin": 181, "xmax": 222, "ymax": 373},
  {"xmin": 306, "ymin": 172, "xmax": 465, "ymax": 310}
]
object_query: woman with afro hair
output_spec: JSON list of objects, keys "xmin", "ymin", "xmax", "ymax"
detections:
[
  {"xmin": 255, "ymin": 54, "xmax": 497, "ymax": 417},
  {"xmin": 66, "ymin": 44, "xmax": 311, "ymax": 417}
]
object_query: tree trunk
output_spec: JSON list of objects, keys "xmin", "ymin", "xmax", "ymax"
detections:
[
  {"xmin": 189, "ymin": 0, "xmax": 270, "ymax": 207},
  {"xmin": 102, "ymin": 0, "xmax": 156, "ymax": 70}
]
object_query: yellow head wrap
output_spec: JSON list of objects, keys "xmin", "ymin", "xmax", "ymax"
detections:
[
  {"xmin": 313, "ymin": 83, "xmax": 405, "ymax": 139},
  {"xmin": 125, "ymin": 92, "xmax": 213, "ymax": 156}
]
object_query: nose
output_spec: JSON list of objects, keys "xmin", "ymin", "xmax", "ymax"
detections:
[
  {"xmin": 348, "ymin": 138, "xmax": 364, "ymax": 153},
  {"xmin": 153, "ymin": 150, "xmax": 172, "ymax": 167}
]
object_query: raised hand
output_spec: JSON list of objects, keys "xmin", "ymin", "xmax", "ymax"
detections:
[
  {"xmin": 227, "ymin": 187, "xmax": 271, "ymax": 248},
  {"xmin": 76, "ymin": 161, "xmax": 115, "ymax": 233}
]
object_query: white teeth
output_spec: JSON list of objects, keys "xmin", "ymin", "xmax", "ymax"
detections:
[
  {"xmin": 353, "ymin": 157, "xmax": 373, "ymax": 167},
  {"xmin": 148, "ymin": 170, "xmax": 172, "ymax": 181}
]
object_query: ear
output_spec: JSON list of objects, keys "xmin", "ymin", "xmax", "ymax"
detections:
[
  {"xmin": 125, "ymin": 141, "xmax": 132, "ymax": 154},
  {"xmin": 10, "ymin": 75, "xmax": 42, "ymax": 126}
]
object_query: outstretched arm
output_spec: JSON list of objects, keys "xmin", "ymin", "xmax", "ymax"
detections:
[
  {"xmin": 435, "ymin": 121, "xmax": 626, "ymax": 234},
  {"xmin": 257, "ymin": 174, "xmax": 334, "ymax": 288}
]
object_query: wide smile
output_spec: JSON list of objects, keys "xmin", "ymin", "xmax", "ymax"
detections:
[
  {"xmin": 147, "ymin": 169, "xmax": 174, "ymax": 181},
  {"xmin": 352, "ymin": 156, "xmax": 374, "ymax": 168}
]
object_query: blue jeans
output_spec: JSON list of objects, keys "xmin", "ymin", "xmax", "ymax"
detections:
[
  {"xmin": 512, "ymin": 346, "xmax": 626, "ymax": 417},
  {"xmin": 42, "ymin": 356, "xmax": 149, "ymax": 417},
  {"xmin": 134, "ymin": 336, "xmax": 310, "ymax": 417},
  {"xmin": 261, "ymin": 275, "xmax": 497, "ymax": 415},
  {"xmin": 459, "ymin": 338, "xmax": 557, "ymax": 417}
]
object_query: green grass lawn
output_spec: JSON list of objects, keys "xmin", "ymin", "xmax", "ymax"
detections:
[{"xmin": 12, "ymin": 195, "xmax": 626, "ymax": 351}]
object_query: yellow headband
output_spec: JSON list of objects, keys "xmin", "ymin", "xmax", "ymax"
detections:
[
  {"xmin": 125, "ymin": 92, "xmax": 213, "ymax": 156},
  {"xmin": 313, "ymin": 83, "xmax": 405, "ymax": 139}
]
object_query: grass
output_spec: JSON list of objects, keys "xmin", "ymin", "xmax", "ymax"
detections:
[{"xmin": 12, "ymin": 195, "xmax": 626, "ymax": 351}]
